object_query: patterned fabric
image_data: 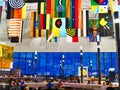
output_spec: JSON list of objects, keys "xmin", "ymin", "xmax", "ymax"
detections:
[
  {"xmin": 99, "ymin": 11, "xmax": 113, "ymax": 36},
  {"xmin": 8, "ymin": 19, "xmax": 23, "ymax": 43},
  {"xmin": 7, "ymin": 2, "xmax": 26, "ymax": 19},
  {"xmin": 91, "ymin": 0, "xmax": 109, "ymax": 14},
  {"xmin": 29, "ymin": 0, "xmax": 82, "ymax": 42},
  {"xmin": 8, "ymin": 0, "xmax": 25, "ymax": 9},
  {"xmin": 88, "ymin": 19, "xmax": 100, "ymax": 42}
]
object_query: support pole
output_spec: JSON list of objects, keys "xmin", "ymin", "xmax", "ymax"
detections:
[
  {"xmin": 80, "ymin": 45, "xmax": 83, "ymax": 83},
  {"xmin": 97, "ymin": 42, "xmax": 101, "ymax": 84}
]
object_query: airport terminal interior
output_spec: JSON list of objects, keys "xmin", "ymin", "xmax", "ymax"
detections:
[{"xmin": 0, "ymin": 0, "xmax": 120, "ymax": 90}]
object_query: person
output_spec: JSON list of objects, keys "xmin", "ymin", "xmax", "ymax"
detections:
[
  {"xmin": 57, "ymin": 80, "xmax": 62, "ymax": 88},
  {"xmin": 10, "ymin": 80, "xmax": 15, "ymax": 90},
  {"xmin": 46, "ymin": 80, "xmax": 53, "ymax": 90},
  {"xmin": 107, "ymin": 82, "xmax": 115, "ymax": 90},
  {"xmin": 19, "ymin": 79, "xmax": 26, "ymax": 90},
  {"xmin": 102, "ymin": 81, "xmax": 107, "ymax": 90}
]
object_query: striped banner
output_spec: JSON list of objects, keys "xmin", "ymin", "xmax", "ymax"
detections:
[
  {"xmin": 8, "ymin": 19, "xmax": 23, "ymax": 43},
  {"xmin": 30, "ymin": 12, "xmax": 39, "ymax": 38}
]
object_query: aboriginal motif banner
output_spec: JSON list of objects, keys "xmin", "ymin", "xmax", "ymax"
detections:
[
  {"xmin": 99, "ymin": 11, "xmax": 113, "ymax": 36},
  {"xmin": 88, "ymin": 18, "xmax": 101, "ymax": 42}
]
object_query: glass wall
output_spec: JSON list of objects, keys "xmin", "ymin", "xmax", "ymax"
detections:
[{"xmin": 13, "ymin": 52, "xmax": 117, "ymax": 77}]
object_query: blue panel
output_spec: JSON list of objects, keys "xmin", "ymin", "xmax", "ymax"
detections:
[
  {"xmin": 20, "ymin": 52, "xmax": 26, "ymax": 59},
  {"xmin": 83, "ymin": 52, "xmax": 89, "ymax": 66},
  {"xmin": 14, "ymin": 52, "xmax": 20, "ymax": 58},
  {"xmin": 40, "ymin": 57, "xmax": 46, "ymax": 66},
  {"xmin": 39, "ymin": 52, "xmax": 46, "ymax": 57},
  {"xmin": 53, "ymin": 53, "xmax": 61, "ymax": 58},
  {"xmin": 46, "ymin": 52, "xmax": 53, "ymax": 57},
  {"xmin": 13, "ymin": 52, "xmax": 117, "ymax": 77},
  {"xmin": 26, "ymin": 52, "xmax": 33, "ymax": 59},
  {"xmin": 75, "ymin": 52, "xmax": 80, "ymax": 58},
  {"xmin": 46, "ymin": 57, "xmax": 53, "ymax": 65},
  {"xmin": 67, "ymin": 57, "xmax": 74, "ymax": 69},
  {"xmin": 67, "ymin": 52, "xmax": 75, "ymax": 58}
]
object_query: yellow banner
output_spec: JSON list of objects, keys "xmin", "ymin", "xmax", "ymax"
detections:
[{"xmin": 22, "ymin": 4, "xmax": 26, "ymax": 19}]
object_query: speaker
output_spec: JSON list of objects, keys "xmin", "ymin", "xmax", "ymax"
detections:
[
  {"xmin": 11, "ymin": 37, "xmax": 19, "ymax": 43},
  {"xmin": 114, "ymin": 11, "xmax": 119, "ymax": 19}
]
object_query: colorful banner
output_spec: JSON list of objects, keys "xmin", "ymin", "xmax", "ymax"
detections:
[
  {"xmin": 29, "ymin": 0, "xmax": 82, "ymax": 42},
  {"xmin": 8, "ymin": 19, "xmax": 23, "ymax": 43},
  {"xmin": 7, "ymin": 3, "xmax": 26, "ymax": 19},
  {"xmin": 99, "ymin": 0, "xmax": 108, "ymax": 5},
  {"xmin": 66, "ymin": 28, "xmax": 78, "ymax": 42},
  {"xmin": 109, "ymin": 0, "xmax": 115, "ymax": 15},
  {"xmin": 99, "ymin": 11, "xmax": 113, "ymax": 36},
  {"xmin": 88, "ymin": 18, "xmax": 100, "ymax": 42},
  {"xmin": 0, "ymin": 0, "xmax": 3, "ymax": 6},
  {"xmin": 91, "ymin": 0, "xmax": 109, "ymax": 14},
  {"xmin": 8, "ymin": 0, "xmax": 25, "ymax": 9}
]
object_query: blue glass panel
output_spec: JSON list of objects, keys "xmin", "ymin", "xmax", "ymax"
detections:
[
  {"xmin": 14, "ymin": 52, "xmax": 19, "ymax": 58},
  {"xmin": 90, "ymin": 52, "xmax": 97, "ymax": 57},
  {"xmin": 74, "ymin": 57, "xmax": 80, "ymax": 66},
  {"xmin": 67, "ymin": 57, "xmax": 74, "ymax": 69},
  {"xmin": 40, "ymin": 57, "xmax": 46, "ymax": 66},
  {"xmin": 46, "ymin": 57, "xmax": 53, "ymax": 65},
  {"xmin": 67, "ymin": 52, "xmax": 75, "ymax": 58},
  {"xmin": 83, "ymin": 52, "xmax": 89, "ymax": 66},
  {"xmin": 19, "ymin": 59, "xmax": 25, "ymax": 69},
  {"xmin": 67, "ymin": 69, "xmax": 74, "ymax": 76},
  {"xmin": 46, "ymin": 52, "xmax": 53, "ymax": 57},
  {"xmin": 13, "ymin": 59, "xmax": 19, "ymax": 68},
  {"xmin": 26, "ymin": 52, "xmax": 33, "ymax": 59},
  {"xmin": 39, "ymin": 52, "xmax": 46, "ymax": 57},
  {"xmin": 111, "ymin": 53, "xmax": 117, "ymax": 68},
  {"xmin": 75, "ymin": 52, "xmax": 80, "ymax": 58},
  {"xmin": 53, "ymin": 53, "xmax": 61, "ymax": 58},
  {"xmin": 54, "ymin": 70, "xmax": 60, "ymax": 76},
  {"xmin": 60, "ymin": 53, "xmax": 67, "ymax": 58},
  {"xmin": 92, "ymin": 58, "xmax": 97, "ymax": 70},
  {"xmin": 104, "ymin": 53, "xmax": 111, "ymax": 71},
  {"xmin": 20, "ymin": 52, "xmax": 26, "ymax": 59},
  {"xmin": 100, "ymin": 53, "xmax": 105, "ymax": 73},
  {"xmin": 83, "ymin": 52, "xmax": 89, "ymax": 58}
]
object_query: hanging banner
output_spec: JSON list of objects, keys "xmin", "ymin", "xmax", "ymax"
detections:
[{"xmin": 99, "ymin": 11, "xmax": 113, "ymax": 36}]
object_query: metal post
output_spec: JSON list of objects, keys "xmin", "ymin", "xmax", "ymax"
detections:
[
  {"xmin": 115, "ymin": 22, "xmax": 120, "ymax": 90},
  {"xmin": 80, "ymin": 45, "xmax": 83, "ymax": 83},
  {"xmin": 62, "ymin": 55, "xmax": 64, "ymax": 79},
  {"xmin": 28, "ymin": 60, "xmax": 31, "ymax": 76},
  {"xmin": 97, "ymin": 42, "xmax": 101, "ymax": 84},
  {"xmin": 34, "ymin": 51, "xmax": 37, "ymax": 76},
  {"xmin": 90, "ymin": 60, "xmax": 92, "ymax": 77}
]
